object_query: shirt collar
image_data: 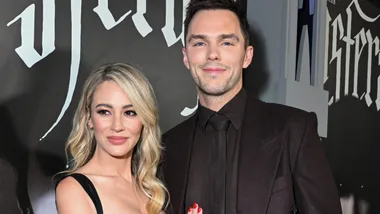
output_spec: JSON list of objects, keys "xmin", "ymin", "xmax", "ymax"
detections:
[{"xmin": 197, "ymin": 88, "xmax": 247, "ymax": 130}]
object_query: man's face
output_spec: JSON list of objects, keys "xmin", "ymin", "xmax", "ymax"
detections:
[{"xmin": 183, "ymin": 9, "xmax": 253, "ymax": 97}]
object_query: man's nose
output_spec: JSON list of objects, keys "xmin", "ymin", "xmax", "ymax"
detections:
[{"xmin": 207, "ymin": 44, "xmax": 221, "ymax": 61}]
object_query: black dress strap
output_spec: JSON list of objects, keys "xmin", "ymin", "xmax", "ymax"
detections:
[{"xmin": 69, "ymin": 173, "xmax": 103, "ymax": 214}]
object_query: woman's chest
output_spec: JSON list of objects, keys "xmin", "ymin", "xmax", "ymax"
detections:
[{"xmin": 95, "ymin": 182, "xmax": 148, "ymax": 214}]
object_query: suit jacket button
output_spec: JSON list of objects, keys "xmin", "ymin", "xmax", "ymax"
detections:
[{"xmin": 290, "ymin": 205, "xmax": 298, "ymax": 213}]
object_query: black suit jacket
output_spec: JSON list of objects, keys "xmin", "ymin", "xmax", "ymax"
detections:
[{"xmin": 161, "ymin": 96, "xmax": 342, "ymax": 214}]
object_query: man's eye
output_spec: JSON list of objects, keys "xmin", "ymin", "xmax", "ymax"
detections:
[
  {"xmin": 193, "ymin": 42, "xmax": 205, "ymax": 47},
  {"xmin": 222, "ymin": 42, "xmax": 233, "ymax": 46}
]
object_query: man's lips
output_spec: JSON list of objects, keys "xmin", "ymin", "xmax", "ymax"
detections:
[{"xmin": 202, "ymin": 67, "xmax": 225, "ymax": 73}]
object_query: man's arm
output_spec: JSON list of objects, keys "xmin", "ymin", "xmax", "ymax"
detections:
[
  {"xmin": 158, "ymin": 135, "xmax": 176, "ymax": 214},
  {"xmin": 293, "ymin": 112, "xmax": 342, "ymax": 214},
  {"xmin": 157, "ymin": 168, "xmax": 176, "ymax": 214}
]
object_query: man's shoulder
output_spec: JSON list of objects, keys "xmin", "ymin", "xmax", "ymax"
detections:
[
  {"xmin": 163, "ymin": 96, "xmax": 316, "ymax": 139},
  {"xmin": 261, "ymin": 100, "xmax": 312, "ymax": 118},
  {"xmin": 248, "ymin": 96, "xmax": 316, "ymax": 126},
  {"xmin": 163, "ymin": 114, "xmax": 196, "ymax": 140},
  {"xmin": 252, "ymin": 99, "xmax": 319, "ymax": 150}
]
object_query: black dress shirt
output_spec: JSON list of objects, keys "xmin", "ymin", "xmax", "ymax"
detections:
[{"xmin": 185, "ymin": 88, "xmax": 247, "ymax": 214}]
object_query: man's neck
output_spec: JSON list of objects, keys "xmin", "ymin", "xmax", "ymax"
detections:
[{"xmin": 198, "ymin": 86, "xmax": 242, "ymax": 112}]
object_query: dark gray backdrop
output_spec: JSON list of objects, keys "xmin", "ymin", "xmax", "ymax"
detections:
[
  {"xmin": 1, "ymin": 0, "xmax": 379, "ymax": 214},
  {"xmin": 0, "ymin": 1, "xmax": 263, "ymax": 213}
]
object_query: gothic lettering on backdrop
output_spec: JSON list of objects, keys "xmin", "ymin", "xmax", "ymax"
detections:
[
  {"xmin": 326, "ymin": 0, "xmax": 380, "ymax": 109},
  {"xmin": 6, "ymin": 0, "xmax": 193, "ymax": 141}
]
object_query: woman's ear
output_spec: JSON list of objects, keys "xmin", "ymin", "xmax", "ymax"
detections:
[{"xmin": 88, "ymin": 118, "xmax": 93, "ymax": 129}]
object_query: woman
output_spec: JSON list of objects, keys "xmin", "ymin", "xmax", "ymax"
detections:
[{"xmin": 55, "ymin": 62, "xmax": 169, "ymax": 214}]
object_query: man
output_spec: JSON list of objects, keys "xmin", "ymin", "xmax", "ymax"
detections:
[{"xmin": 161, "ymin": 0, "xmax": 342, "ymax": 213}]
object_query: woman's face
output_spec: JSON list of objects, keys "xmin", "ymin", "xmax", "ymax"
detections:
[{"xmin": 88, "ymin": 80, "xmax": 143, "ymax": 158}]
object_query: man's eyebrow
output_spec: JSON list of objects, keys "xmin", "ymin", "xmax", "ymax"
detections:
[
  {"xmin": 187, "ymin": 34, "xmax": 240, "ymax": 43},
  {"xmin": 219, "ymin": 33, "xmax": 240, "ymax": 42},
  {"xmin": 187, "ymin": 34, "xmax": 207, "ymax": 43}
]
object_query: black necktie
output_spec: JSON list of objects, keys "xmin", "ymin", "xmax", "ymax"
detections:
[{"xmin": 208, "ymin": 113, "xmax": 230, "ymax": 214}]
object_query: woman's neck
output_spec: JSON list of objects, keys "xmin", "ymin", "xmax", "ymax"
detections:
[{"xmin": 86, "ymin": 148, "xmax": 134, "ymax": 182}]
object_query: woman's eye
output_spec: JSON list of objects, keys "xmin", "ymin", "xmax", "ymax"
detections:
[
  {"xmin": 125, "ymin": 110, "xmax": 137, "ymax": 116},
  {"xmin": 97, "ymin": 109, "xmax": 110, "ymax": 115}
]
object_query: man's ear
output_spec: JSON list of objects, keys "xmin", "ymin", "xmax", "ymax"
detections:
[
  {"xmin": 243, "ymin": 45, "xmax": 254, "ymax": 69},
  {"xmin": 182, "ymin": 47, "xmax": 190, "ymax": 69}
]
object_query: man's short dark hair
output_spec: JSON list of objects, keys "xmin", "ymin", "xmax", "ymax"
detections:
[{"xmin": 184, "ymin": 0, "xmax": 250, "ymax": 47}]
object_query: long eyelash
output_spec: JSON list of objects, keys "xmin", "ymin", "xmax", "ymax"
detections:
[
  {"xmin": 126, "ymin": 110, "xmax": 137, "ymax": 116},
  {"xmin": 96, "ymin": 109, "xmax": 108, "ymax": 115}
]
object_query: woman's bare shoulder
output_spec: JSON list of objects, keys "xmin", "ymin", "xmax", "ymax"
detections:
[
  {"xmin": 55, "ymin": 176, "xmax": 93, "ymax": 214},
  {"xmin": 56, "ymin": 175, "xmax": 82, "ymax": 194}
]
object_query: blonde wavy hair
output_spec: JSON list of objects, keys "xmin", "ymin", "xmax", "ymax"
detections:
[{"xmin": 63, "ymin": 62, "xmax": 168, "ymax": 213}]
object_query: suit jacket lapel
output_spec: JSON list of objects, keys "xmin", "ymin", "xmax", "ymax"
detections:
[
  {"xmin": 237, "ymin": 98, "xmax": 283, "ymax": 214},
  {"xmin": 164, "ymin": 114, "xmax": 197, "ymax": 214}
]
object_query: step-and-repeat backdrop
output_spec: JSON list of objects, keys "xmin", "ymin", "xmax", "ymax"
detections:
[
  {"xmin": 324, "ymin": 0, "xmax": 380, "ymax": 213},
  {"xmin": 0, "ymin": 0, "xmax": 379, "ymax": 213},
  {"xmin": 0, "ymin": 1, "xmax": 200, "ymax": 213}
]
